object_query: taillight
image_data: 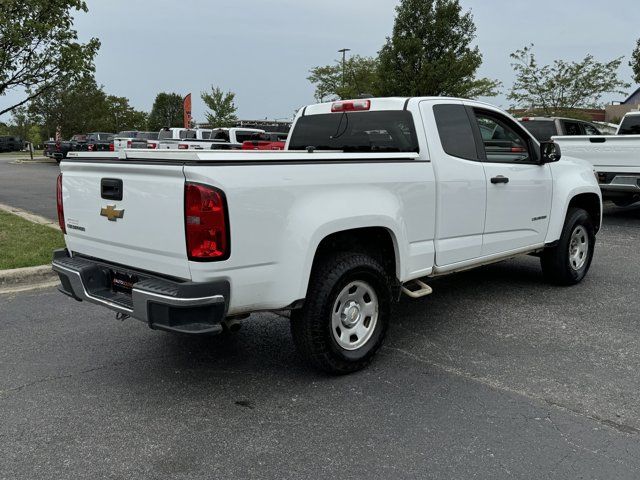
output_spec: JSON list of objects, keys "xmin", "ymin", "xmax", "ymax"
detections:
[
  {"xmin": 184, "ymin": 183, "xmax": 229, "ymax": 261},
  {"xmin": 178, "ymin": 144, "xmax": 189, "ymax": 150},
  {"xmin": 55, "ymin": 141, "xmax": 61, "ymax": 152},
  {"xmin": 331, "ymin": 99, "xmax": 371, "ymax": 112},
  {"xmin": 56, "ymin": 173, "xmax": 66, "ymax": 234},
  {"xmin": 148, "ymin": 142, "xmax": 157, "ymax": 149},
  {"xmin": 127, "ymin": 140, "xmax": 132, "ymax": 148},
  {"xmin": 88, "ymin": 144, "xmax": 94, "ymax": 151},
  {"xmin": 109, "ymin": 142, "xmax": 114, "ymax": 151}
]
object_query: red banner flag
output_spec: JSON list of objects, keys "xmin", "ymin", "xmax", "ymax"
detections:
[{"xmin": 183, "ymin": 94, "xmax": 192, "ymax": 128}]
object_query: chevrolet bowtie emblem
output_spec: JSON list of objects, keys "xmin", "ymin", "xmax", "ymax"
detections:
[{"xmin": 100, "ymin": 205, "xmax": 125, "ymax": 221}]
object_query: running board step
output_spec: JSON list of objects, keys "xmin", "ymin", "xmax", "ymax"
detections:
[{"xmin": 401, "ymin": 279, "xmax": 433, "ymax": 299}]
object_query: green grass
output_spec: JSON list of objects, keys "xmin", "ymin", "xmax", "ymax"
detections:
[
  {"xmin": 0, "ymin": 210, "xmax": 65, "ymax": 270},
  {"xmin": 0, "ymin": 150, "xmax": 44, "ymax": 157}
]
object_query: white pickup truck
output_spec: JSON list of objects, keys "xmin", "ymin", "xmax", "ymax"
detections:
[
  {"xmin": 168, "ymin": 127, "xmax": 266, "ymax": 151},
  {"xmin": 53, "ymin": 97, "xmax": 601, "ymax": 374},
  {"xmin": 553, "ymin": 111, "xmax": 640, "ymax": 206}
]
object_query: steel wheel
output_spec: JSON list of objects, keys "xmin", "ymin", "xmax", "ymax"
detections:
[
  {"xmin": 331, "ymin": 280, "xmax": 379, "ymax": 351},
  {"xmin": 568, "ymin": 225, "xmax": 589, "ymax": 271}
]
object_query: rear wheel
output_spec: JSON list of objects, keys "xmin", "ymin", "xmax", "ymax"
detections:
[
  {"xmin": 541, "ymin": 208, "xmax": 595, "ymax": 285},
  {"xmin": 291, "ymin": 252, "xmax": 393, "ymax": 374}
]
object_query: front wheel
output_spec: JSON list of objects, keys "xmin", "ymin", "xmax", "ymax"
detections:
[
  {"xmin": 541, "ymin": 208, "xmax": 595, "ymax": 286},
  {"xmin": 291, "ymin": 252, "xmax": 393, "ymax": 374}
]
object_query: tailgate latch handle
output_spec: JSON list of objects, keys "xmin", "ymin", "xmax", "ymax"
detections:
[{"xmin": 101, "ymin": 178, "xmax": 123, "ymax": 201}]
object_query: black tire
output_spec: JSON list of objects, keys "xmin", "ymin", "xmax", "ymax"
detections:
[
  {"xmin": 291, "ymin": 252, "xmax": 393, "ymax": 375},
  {"xmin": 541, "ymin": 208, "xmax": 595, "ymax": 286}
]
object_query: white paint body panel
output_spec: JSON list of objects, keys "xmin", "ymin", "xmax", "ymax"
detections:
[
  {"xmin": 61, "ymin": 97, "xmax": 601, "ymax": 315},
  {"xmin": 553, "ymin": 135, "xmax": 640, "ymax": 173}
]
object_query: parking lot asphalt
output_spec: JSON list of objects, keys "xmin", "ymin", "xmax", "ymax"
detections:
[
  {"xmin": 2, "ymin": 160, "xmax": 640, "ymax": 478},
  {"xmin": 0, "ymin": 157, "xmax": 59, "ymax": 220}
]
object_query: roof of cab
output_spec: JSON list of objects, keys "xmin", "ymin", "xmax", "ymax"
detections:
[{"xmin": 301, "ymin": 96, "xmax": 501, "ymax": 117}]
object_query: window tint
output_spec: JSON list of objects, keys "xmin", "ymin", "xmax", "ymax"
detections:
[
  {"xmin": 562, "ymin": 121, "xmax": 582, "ymax": 136},
  {"xmin": 474, "ymin": 110, "xmax": 531, "ymax": 164},
  {"xmin": 433, "ymin": 104, "xmax": 478, "ymax": 160},
  {"xmin": 288, "ymin": 111, "xmax": 419, "ymax": 152},
  {"xmin": 583, "ymin": 123, "xmax": 600, "ymax": 135},
  {"xmin": 618, "ymin": 115, "xmax": 640, "ymax": 135},
  {"xmin": 519, "ymin": 120, "xmax": 557, "ymax": 141},
  {"xmin": 236, "ymin": 132, "xmax": 261, "ymax": 143},
  {"xmin": 180, "ymin": 130, "xmax": 196, "ymax": 139},
  {"xmin": 212, "ymin": 130, "xmax": 230, "ymax": 142}
]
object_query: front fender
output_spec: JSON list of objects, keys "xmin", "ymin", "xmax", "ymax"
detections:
[{"xmin": 545, "ymin": 156, "xmax": 602, "ymax": 244}]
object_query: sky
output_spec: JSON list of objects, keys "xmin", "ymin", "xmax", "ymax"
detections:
[{"xmin": 2, "ymin": 0, "xmax": 638, "ymax": 123}]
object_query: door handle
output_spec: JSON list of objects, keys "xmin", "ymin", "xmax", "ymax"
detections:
[{"xmin": 491, "ymin": 175, "xmax": 509, "ymax": 184}]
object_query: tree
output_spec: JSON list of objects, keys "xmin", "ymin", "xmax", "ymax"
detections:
[
  {"xmin": 0, "ymin": 0, "xmax": 100, "ymax": 116},
  {"xmin": 308, "ymin": 56, "xmax": 380, "ymax": 102},
  {"xmin": 29, "ymin": 76, "xmax": 108, "ymax": 139},
  {"xmin": 201, "ymin": 86, "xmax": 238, "ymax": 127},
  {"xmin": 104, "ymin": 95, "xmax": 147, "ymax": 132},
  {"xmin": 631, "ymin": 39, "xmax": 640, "ymax": 85},
  {"xmin": 508, "ymin": 45, "xmax": 630, "ymax": 116},
  {"xmin": 147, "ymin": 92, "xmax": 184, "ymax": 131},
  {"xmin": 377, "ymin": 0, "xmax": 500, "ymax": 98}
]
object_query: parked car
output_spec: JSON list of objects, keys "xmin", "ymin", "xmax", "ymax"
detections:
[
  {"xmin": 156, "ymin": 128, "xmax": 205, "ymax": 149},
  {"xmin": 113, "ymin": 131, "xmax": 160, "ymax": 151},
  {"xmin": 241, "ymin": 132, "xmax": 288, "ymax": 150},
  {"xmin": 168, "ymin": 128, "xmax": 265, "ymax": 150},
  {"xmin": 44, "ymin": 134, "xmax": 86, "ymax": 163},
  {"xmin": 0, "ymin": 135, "xmax": 23, "ymax": 153},
  {"xmin": 616, "ymin": 111, "xmax": 640, "ymax": 135},
  {"xmin": 82, "ymin": 132, "xmax": 115, "ymax": 152},
  {"xmin": 553, "ymin": 111, "xmax": 640, "ymax": 206},
  {"xmin": 54, "ymin": 97, "xmax": 601, "ymax": 374},
  {"xmin": 518, "ymin": 117, "xmax": 602, "ymax": 142}
]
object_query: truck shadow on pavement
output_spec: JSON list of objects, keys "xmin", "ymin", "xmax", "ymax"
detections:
[{"xmin": 150, "ymin": 254, "xmax": 553, "ymax": 377}]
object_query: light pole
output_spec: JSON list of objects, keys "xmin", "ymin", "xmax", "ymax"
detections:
[{"xmin": 338, "ymin": 48, "xmax": 351, "ymax": 98}]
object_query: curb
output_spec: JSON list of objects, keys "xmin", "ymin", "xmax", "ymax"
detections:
[
  {"xmin": 0, "ymin": 204, "xmax": 61, "ymax": 294},
  {"xmin": 10, "ymin": 157, "xmax": 53, "ymax": 164},
  {"xmin": 0, "ymin": 265, "xmax": 58, "ymax": 293},
  {"xmin": 0, "ymin": 202, "xmax": 59, "ymax": 231}
]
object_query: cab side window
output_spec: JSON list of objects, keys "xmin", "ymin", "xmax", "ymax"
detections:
[
  {"xmin": 474, "ymin": 110, "xmax": 532, "ymax": 164},
  {"xmin": 562, "ymin": 120, "xmax": 582, "ymax": 136},
  {"xmin": 583, "ymin": 123, "xmax": 601, "ymax": 135}
]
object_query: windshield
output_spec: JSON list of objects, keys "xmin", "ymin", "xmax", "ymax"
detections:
[
  {"xmin": 158, "ymin": 130, "xmax": 173, "ymax": 140},
  {"xmin": 618, "ymin": 115, "xmax": 640, "ymax": 135},
  {"xmin": 288, "ymin": 111, "xmax": 419, "ymax": 152},
  {"xmin": 519, "ymin": 120, "xmax": 557, "ymax": 142}
]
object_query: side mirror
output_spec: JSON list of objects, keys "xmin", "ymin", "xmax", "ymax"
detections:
[{"xmin": 540, "ymin": 141, "xmax": 561, "ymax": 164}]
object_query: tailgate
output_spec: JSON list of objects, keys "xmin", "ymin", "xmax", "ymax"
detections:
[
  {"xmin": 553, "ymin": 135, "xmax": 640, "ymax": 170},
  {"xmin": 60, "ymin": 161, "xmax": 191, "ymax": 279}
]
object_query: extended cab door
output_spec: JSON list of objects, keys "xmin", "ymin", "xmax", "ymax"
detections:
[
  {"xmin": 467, "ymin": 106, "xmax": 553, "ymax": 256},
  {"xmin": 421, "ymin": 100, "xmax": 486, "ymax": 266}
]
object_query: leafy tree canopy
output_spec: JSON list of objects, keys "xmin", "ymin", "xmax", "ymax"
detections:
[
  {"xmin": 29, "ymin": 76, "xmax": 147, "ymax": 138},
  {"xmin": 147, "ymin": 92, "xmax": 184, "ymax": 131},
  {"xmin": 308, "ymin": 56, "xmax": 380, "ymax": 102},
  {"xmin": 201, "ymin": 86, "xmax": 238, "ymax": 128},
  {"xmin": 377, "ymin": 0, "xmax": 500, "ymax": 98},
  {"xmin": 631, "ymin": 38, "xmax": 640, "ymax": 85},
  {"xmin": 508, "ymin": 44, "xmax": 630, "ymax": 116},
  {"xmin": 0, "ymin": 0, "xmax": 100, "ymax": 116}
]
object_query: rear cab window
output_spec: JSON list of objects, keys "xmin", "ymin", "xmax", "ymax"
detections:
[
  {"xmin": 618, "ymin": 115, "xmax": 640, "ymax": 135},
  {"xmin": 288, "ymin": 111, "xmax": 419, "ymax": 153},
  {"xmin": 519, "ymin": 120, "xmax": 557, "ymax": 142},
  {"xmin": 433, "ymin": 104, "xmax": 479, "ymax": 160}
]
